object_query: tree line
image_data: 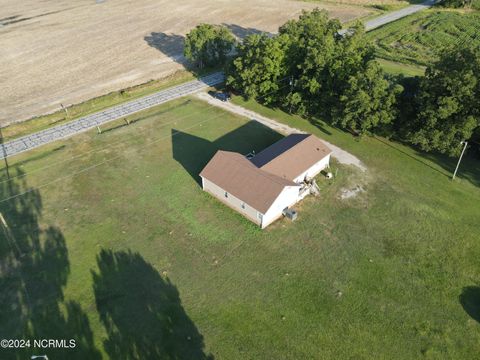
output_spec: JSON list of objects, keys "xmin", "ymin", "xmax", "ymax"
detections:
[
  {"xmin": 442, "ymin": 0, "xmax": 480, "ymax": 10},
  {"xmin": 184, "ymin": 9, "xmax": 480, "ymax": 157}
]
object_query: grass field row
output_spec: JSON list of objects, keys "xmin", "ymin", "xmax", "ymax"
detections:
[
  {"xmin": 367, "ymin": 9, "xmax": 480, "ymax": 66},
  {"xmin": 0, "ymin": 94, "xmax": 479, "ymax": 359}
]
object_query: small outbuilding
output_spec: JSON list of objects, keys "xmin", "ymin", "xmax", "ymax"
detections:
[{"xmin": 200, "ymin": 133, "xmax": 332, "ymax": 228}]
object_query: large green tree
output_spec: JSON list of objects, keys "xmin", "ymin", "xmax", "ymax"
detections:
[
  {"xmin": 407, "ymin": 46, "xmax": 480, "ymax": 156},
  {"xmin": 278, "ymin": 9, "xmax": 341, "ymax": 114},
  {"xmin": 333, "ymin": 61, "xmax": 402, "ymax": 133},
  {"xmin": 184, "ymin": 24, "xmax": 235, "ymax": 68},
  {"xmin": 227, "ymin": 33, "xmax": 287, "ymax": 104},
  {"xmin": 442, "ymin": 0, "xmax": 474, "ymax": 8},
  {"xmin": 227, "ymin": 9, "xmax": 398, "ymax": 134}
]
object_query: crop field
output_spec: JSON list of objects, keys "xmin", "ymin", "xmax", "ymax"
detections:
[
  {"xmin": 302, "ymin": 0, "xmax": 416, "ymax": 7},
  {"xmin": 0, "ymin": 96, "xmax": 479, "ymax": 359},
  {"xmin": 367, "ymin": 9, "xmax": 480, "ymax": 65},
  {"xmin": 0, "ymin": 0, "xmax": 370, "ymax": 125}
]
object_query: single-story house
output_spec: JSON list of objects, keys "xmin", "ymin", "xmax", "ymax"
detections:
[{"xmin": 199, "ymin": 133, "xmax": 332, "ymax": 228}]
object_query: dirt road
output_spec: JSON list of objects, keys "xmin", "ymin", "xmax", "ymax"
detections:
[
  {"xmin": 195, "ymin": 92, "xmax": 367, "ymax": 171},
  {"xmin": 0, "ymin": 0, "xmax": 369, "ymax": 125}
]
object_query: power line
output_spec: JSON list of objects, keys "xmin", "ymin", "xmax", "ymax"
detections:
[
  {"xmin": 0, "ymin": 114, "xmax": 222, "ymax": 204},
  {"xmin": 1, "ymin": 78, "xmax": 292, "ymax": 185},
  {"xmin": 0, "ymin": 78, "xmax": 292, "ymax": 204},
  {"xmin": 0, "ymin": 101, "xmax": 217, "ymax": 185},
  {"xmin": 0, "ymin": 76, "xmax": 292, "ymax": 189}
]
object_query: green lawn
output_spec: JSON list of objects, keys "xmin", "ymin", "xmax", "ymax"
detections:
[
  {"xmin": 377, "ymin": 58, "xmax": 425, "ymax": 76},
  {"xmin": 367, "ymin": 9, "xmax": 480, "ymax": 66},
  {"xmin": 1, "ymin": 96, "xmax": 479, "ymax": 359}
]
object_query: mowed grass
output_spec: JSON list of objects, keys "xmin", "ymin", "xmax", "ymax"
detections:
[
  {"xmin": 377, "ymin": 58, "xmax": 425, "ymax": 76},
  {"xmin": 1, "ymin": 97, "xmax": 480, "ymax": 359},
  {"xmin": 367, "ymin": 9, "xmax": 480, "ymax": 65}
]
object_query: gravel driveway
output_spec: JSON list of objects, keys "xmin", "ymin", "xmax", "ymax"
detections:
[{"xmin": 196, "ymin": 92, "xmax": 367, "ymax": 171}]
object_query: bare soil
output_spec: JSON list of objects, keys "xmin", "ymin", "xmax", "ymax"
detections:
[
  {"xmin": 0, "ymin": 0, "xmax": 370, "ymax": 126},
  {"xmin": 306, "ymin": 0, "xmax": 411, "ymax": 5}
]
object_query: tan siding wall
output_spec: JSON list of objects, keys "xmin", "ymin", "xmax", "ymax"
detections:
[{"xmin": 201, "ymin": 177, "xmax": 262, "ymax": 225}]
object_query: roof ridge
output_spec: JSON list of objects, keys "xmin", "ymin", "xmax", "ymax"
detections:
[
  {"xmin": 251, "ymin": 134, "xmax": 332, "ymax": 180},
  {"xmin": 225, "ymin": 152, "xmax": 298, "ymax": 187}
]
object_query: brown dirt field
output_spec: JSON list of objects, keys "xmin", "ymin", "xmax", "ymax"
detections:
[
  {"xmin": 304, "ymin": 0, "xmax": 411, "ymax": 5},
  {"xmin": 0, "ymin": 0, "xmax": 370, "ymax": 126}
]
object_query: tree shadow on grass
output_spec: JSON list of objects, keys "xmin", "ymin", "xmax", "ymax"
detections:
[
  {"xmin": 419, "ymin": 150, "xmax": 480, "ymax": 187},
  {"xmin": 306, "ymin": 111, "xmax": 480, "ymax": 186},
  {"xmin": 92, "ymin": 249, "xmax": 213, "ymax": 360},
  {"xmin": 375, "ymin": 135, "xmax": 480, "ymax": 187},
  {"xmin": 0, "ymin": 167, "xmax": 101, "ymax": 359},
  {"xmin": 171, "ymin": 121, "xmax": 283, "ymax": 185},
  {"xmin": 372, "ymin": 136, "xmax": 452, "ymax": 179},
  {"xmin": 308, "ymin": 117, "xmax": 333, "ymax": 136},
  {"xmin": 460, "ymin": 286, "xmax": 480, "ymax": 323}
]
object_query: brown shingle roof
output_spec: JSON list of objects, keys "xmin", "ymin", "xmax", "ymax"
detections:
[
  {"xmin": 250, "ymin": 134, "xmax": 331, "ymax": 180},
  {"xmin": 200, "ymin": 151, "xmax": 298, "ymax": 213}
]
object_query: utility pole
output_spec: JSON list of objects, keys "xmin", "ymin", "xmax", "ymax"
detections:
[
  {"xmin": 452, "ymin": 141, "xmax": 468, "ymax": 180},
  {"xmin": 60, "ymin": 103, "xmax": 69, "ymax": 119}
]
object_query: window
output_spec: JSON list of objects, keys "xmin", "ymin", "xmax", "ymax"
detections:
[
  {"xmin": 224, "ymin": 192, "xmax": 228, "ymax": 198},
  {"xmin": 241, "ymin": 202, "xmax": 245, "ymax": 209}
]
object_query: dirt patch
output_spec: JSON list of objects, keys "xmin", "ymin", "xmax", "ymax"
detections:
[
  {"xmin": 339, "ymin": 185, "xmax": 365, "ymax": 199},
  {"xmin": 0, "ymin": 0, "xmax": 370, "ymax": 125}
]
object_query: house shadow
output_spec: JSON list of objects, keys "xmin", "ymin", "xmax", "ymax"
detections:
[
  {"xmin": 171, "ymin": 121, "xmax": 284, "ymax": 185},
  {"xmin": 0, "ymin": 167, "xmax": 101, "ymax": 359},
  {"xmin": 92, "ymin": 249, "xmax": 213, "ymax": 360},
  {"xmin": 460, "ymin": 286, "xmax": 480, "ymax": 323},
  {"xmin": 144, "ymin": 32, "xmax": 186, "ymax": 65}
]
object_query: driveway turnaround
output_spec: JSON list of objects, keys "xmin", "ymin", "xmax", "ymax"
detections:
[{"xmin": 0, "ymin": 72, "xmax": 224, "ymax": 160}]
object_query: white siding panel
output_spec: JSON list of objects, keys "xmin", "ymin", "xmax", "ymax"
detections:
[
  {"xmin": 293, "ymin": 154, "xmax": 331, "ymax": 183},
  {"xmin": 262, "ymin": 186, "xmax": 300, "ymax": 228}
]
